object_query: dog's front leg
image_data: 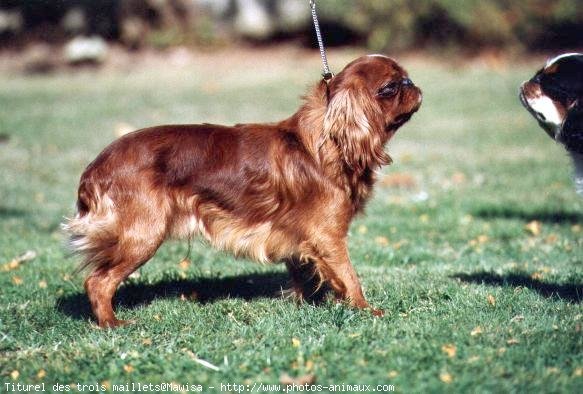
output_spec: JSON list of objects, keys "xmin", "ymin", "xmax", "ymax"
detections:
[{"xmin": 311, "ymin": 241, "xmax": 383, "ymax": 316}]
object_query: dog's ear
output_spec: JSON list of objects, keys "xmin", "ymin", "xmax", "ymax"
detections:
[
  {"xmin": 562, "ymin": 100, "xmax": 583, "ymax": 154},
  {"xmin": 323, "ymin": 81, "xmax": 390, "ymax": 171}
]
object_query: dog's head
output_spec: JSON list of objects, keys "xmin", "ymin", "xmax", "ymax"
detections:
[
  {"xmin": 323, "ymin": 54, "xmax": 422, "ymax": 171},
  {"xmin": 520, "ymin": 53, "xmax": 583, "ymax": 153}
]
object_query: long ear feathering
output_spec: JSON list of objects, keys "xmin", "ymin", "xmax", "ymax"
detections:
[
  {"xmin": 323, "ymin": 82, "xmax": 390, "ymax": 172},
  {"xmin": 562, "ymin": 101, "xmax": 583, "ymax": 195}
]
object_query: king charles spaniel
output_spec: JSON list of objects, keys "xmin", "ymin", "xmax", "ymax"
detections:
[
  {"xmin": 63, "ymin": 55, "xmax": 422, "ymax": 327},
  {"xmin": 520, "ymin": 53, "xmax": 583, "ymax": 194}
]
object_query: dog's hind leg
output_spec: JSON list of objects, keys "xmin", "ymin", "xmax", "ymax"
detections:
[
  {"xmin": 67, "ymin": 191, "xmax": 167, "ymax": 328},
  {"xmin": 84, "ymin": 243, "xmax": 161, "ymax": 328}
]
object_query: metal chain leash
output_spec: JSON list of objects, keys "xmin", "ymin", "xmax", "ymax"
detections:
[{"xmin": 309, "ymin": 0, "xmax": 333, "ymax": 81}]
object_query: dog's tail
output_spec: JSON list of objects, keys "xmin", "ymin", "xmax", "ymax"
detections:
[{"xmin": 61, "ymin": 181, "xmax": 119, "ymax": 273}]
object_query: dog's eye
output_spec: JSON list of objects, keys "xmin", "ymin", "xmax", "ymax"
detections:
[{"xmin": 378, "ymin": 82, "xmax": 399, "ymax": 97}]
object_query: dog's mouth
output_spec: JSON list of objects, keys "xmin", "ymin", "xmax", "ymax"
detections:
[
  {"xmin": 386, "ymin": 112, "xmax": 413, "ymax": 132},
  {"xmin": 519, "ymin": 85, "xmax": 559, "ymax": 140}
]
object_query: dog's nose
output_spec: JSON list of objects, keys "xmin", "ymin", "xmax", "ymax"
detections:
[{"xmin": 402, "ymin": 78, "xmax": 414, "ymax": 86}]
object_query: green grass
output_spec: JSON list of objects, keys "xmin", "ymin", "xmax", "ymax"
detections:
[{"xmin": 1, "ymin": 51, "xmax": 582, "ymax": 392}]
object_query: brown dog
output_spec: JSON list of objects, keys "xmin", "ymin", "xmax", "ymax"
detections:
[{"xmin": 63, "ymin": 55, "xmax": 422, "ymax": 328}]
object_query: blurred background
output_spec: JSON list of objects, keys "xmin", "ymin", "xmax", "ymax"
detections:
[{"xmin": 0, "ymin": 0, "xmax": 582, "ymax": 73}]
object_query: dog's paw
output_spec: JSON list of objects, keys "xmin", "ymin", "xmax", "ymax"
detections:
[{"xmin": 98, "ymin": 318, "xmax": 136, "ymax": 329}]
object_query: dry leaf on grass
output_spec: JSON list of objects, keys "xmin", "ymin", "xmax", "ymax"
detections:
[
  {"xmin": 280, "ymin": 373, "xmax": 316, "ymax": 386},
  {"xmin": 439, "ymin": 372, "xmax": 453, "ymax": 384},
  {"xmin": 388, "ymin": 370, "xmax": 398, "ymax": 378},
  {"xmin": 525, "ymin": 221, "xmax": 542, "ymax": 236},
  {"xmin": 375, "ymin": 236, "xmax": 390, "ymax": 246},
  {"xmin": 451, "ymin": 172, "xmax": 466, "ymax": 184},
  {"xmin": 470, "ymin": 326, "xmax": 483, "ymax": 336},
  {"xmin": 530, "ymin": 272, "xmax": 543, "ymax": 280},
  {"xmin": 2, "ymin": 250, "xmax": 37, "ymax": 271},
  {"xmin": 506, "ymin": 338, "xmax": 520, "ymax": 345},
  {"xmin": 487, "ymin": 294, "xmax": 496, "ymax": 306},
  {"xmin": 292, "ymin": 338, "xmax": 301, "ymax": 348},
  {"xmin": 11, "ymin": 370, "xmax": 19, "ymax": 380},
  {"xmin": 441, "ymin": 344, "xmax": 457, "ymax": 358},
  {"xmin": 37, "ymin": 369, "xmax": 46, "ymax": 379},
  {"xmin": 178, "ymin": 259, "xmax": 190, "ymax": 270}
]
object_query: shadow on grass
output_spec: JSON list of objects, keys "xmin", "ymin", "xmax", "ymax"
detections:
[
  {"xmin": 472, "ymin": 205, "xmax": 582, "ymax": 224},
  {"xmin": 453, "ymin": 272, "xmax": 583, "ymax": 303},
  {"xmin": 56, "ymin": 271, "xmax": 290, "ymax": 320},
  {"xmin": 0, "ymin": 206, "xmax": 28, "ymax": 218}
]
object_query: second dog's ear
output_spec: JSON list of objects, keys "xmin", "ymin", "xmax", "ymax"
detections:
[
  {"xmin": 323, "ymin": 82, "xmax": 389, "ymax": 171},
  {"xmin": 561, "ymin": 101, "xmax": 583, "ymax": 154}
]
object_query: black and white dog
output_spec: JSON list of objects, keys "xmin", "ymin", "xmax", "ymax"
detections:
[{"xmin": 520, "ymin": 53, "xmax": 583, "ymax": 195}]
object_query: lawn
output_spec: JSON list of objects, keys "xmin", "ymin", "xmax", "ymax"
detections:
[{"xmin": 1, "ymin": 49, "xmax": 582, "ymax": 392}]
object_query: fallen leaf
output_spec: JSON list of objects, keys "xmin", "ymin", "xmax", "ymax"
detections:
[
  {"xmin": 487, "ymin": 294, "xmax": 496, "ymax": 306},
  {"xmin": 388, "ymin": 370, "xmax": 398, "ymax": 378},
  {"xmin": 525, "ymin": 221, "xmax": 542, "ymax": 236},
  {"xmin": 452, "ymin": 172, "xmax": 466, "ymax": 184},
  {"xmin": 305, "ymin": 360, "xmax": 314, "ymax": 371},
  {"xmin": 11, "ymin": 370, "xmax": 19, "ymax": 380},
  {"xmin": 506, "ymin": 338, "xmax": 520, "ymax": 345},
  {"xmin": 498, "ymin": 347, "xmax": 506, "ymax": 355},
  {"xmin": 468, "ymin": 356, "xmax": 480, "ymax": 363},
  {"xmin": 37, "ymin": 369, "xmax": 46, "ymax": 379},
  {"xmin": 545, "ymin": 234, "xmax": 558, "ymax": 244},
  {"xmin": 142, "ymin": 338, "xmax": 152, "ymax": 346},
  {"xmin": 3, "ymin": 250, "xmax": 37, "ymax": 271},
  {"xmin": 439, "ymin": 372, "xmax": 453, "ymax": 384},
  {"xmin": 392, "ymin": 239, "xmax": 408, "ymax": 249},
  {"xmin": 574, "ymin": 368, "xmax": 583, "ymax": 377},
  {"xmin": 531, "ymin": 272, "xmax": 543, "ymax": 280},
  {"xmin": 12, "ymin": 276, "xmax": 23, "ymax": 285},
  {"xmin": 441, "ymin": 344, "xmax": 456, "ymax": 358},
  {"xmin": 470, "ymin": 326, "xmax": 483, "ymax": 336},
  {"xmin": 280, "ymin": 373, "xmax": 316, "ymax": 386},
  {"xmin": 38, "ymin": 280, "xmax": 47, "ymax": 289},
  {"xmin": 123, "ymin": 364, "xmax": 134, "ymax": 373},
  {"xmin": 178, "ymin": 259, "xmax": 190, "ymax": 270},
  {"xmin": 375, "ymin": 236, "xmax": 389, "ymax": 246},
  {"xmin": 357, "ymin": 225, "xmax": 368, "ymax": 234},
  {"xmin": 292, "ymin": 338, "xmax": 301, "ymax": 348},
  {"xmin": 153, "ymin": 314, "xmax": 161, "ymax": 321},
  {"xmin": 477, "ymin": 235, "xmax": 489, "ymax": 244}
]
